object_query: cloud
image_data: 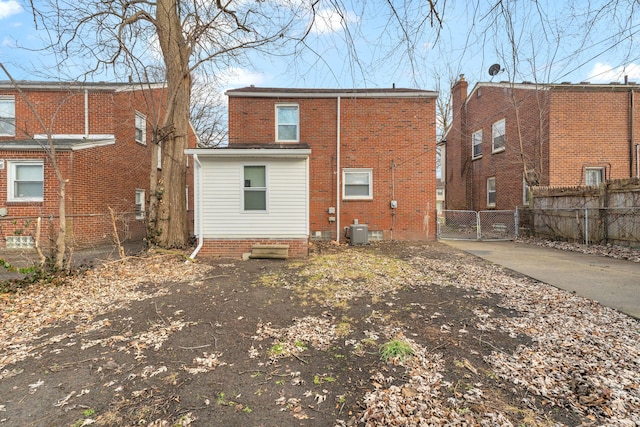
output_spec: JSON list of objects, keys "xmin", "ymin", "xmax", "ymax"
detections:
[
  {"xmin": 219, "ymin": 67, "xmax": 269, "ymax": 88},
  {"xmin": 0, "ymin": 0, "xmax": 22, "ymax": 19},
  {"xmin": 310, "ymin": 8, "xmax": 358, "ymax": 35},
  {"xmin": 587, "ymin": 62, "xmax": 640, "ymax": 83}
]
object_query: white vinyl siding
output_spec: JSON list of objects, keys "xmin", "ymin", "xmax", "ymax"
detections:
[{"xmin": 199, "ymin": 157, "xmax": 308, "ymax": 238}]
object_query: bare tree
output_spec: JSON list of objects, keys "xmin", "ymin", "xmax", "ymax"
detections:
[{"xmin": 25, "ymin": 1, "xmax": 445, "ymax": 247}]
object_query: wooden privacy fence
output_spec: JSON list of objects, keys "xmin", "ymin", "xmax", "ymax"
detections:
[{"xmin": 521, "ymin": 178, "xmax": 640, "ymax": 246}]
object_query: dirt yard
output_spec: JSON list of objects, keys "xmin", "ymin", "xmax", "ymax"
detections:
[{"xmin": 0, "ymin": 241, "xmax": 638, "ymax": 426}]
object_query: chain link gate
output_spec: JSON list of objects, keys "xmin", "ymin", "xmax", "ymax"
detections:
[{"xmin": 438, "ymin": 209, "xmax": 518, "ymax": 241}]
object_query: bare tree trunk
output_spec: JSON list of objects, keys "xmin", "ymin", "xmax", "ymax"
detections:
[
  {"xmin": 154, "ymin": 0, "xmax": 191, "ymax": 248},
  {"xmin": 55, "ymin": 179, "xmax": 67, "ymax": 270}
]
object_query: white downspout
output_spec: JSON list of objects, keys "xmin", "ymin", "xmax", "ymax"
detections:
[
  {"xmin": 187, "ymin": 153, "xmax": 203, "ymax": 262},
  {"xmin": 84, "ymin": 89, "xmax": 89, "ymax": 137},
  {"xmin": 336, "ymin": 96, "xmax": 341, "ymax": 243}
]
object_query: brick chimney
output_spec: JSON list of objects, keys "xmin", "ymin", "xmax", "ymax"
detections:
[{"xmin": 451, "ymin": 74, "xmax": 468, "ymax": 112}]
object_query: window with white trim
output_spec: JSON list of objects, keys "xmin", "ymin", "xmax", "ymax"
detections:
[
  {"xmin": 585, "ymin": 167, "xmax": 604, "ymax": 186},
  {"xmin": 0, "ymin": 96, "xmax": 16, "ymax": 136},
  {"xmin": 492, "ymin": 119, "xmax": 505, "ymax": 152},
  {"xmin": 135, "ymin": 189, "xmax": 145, "ymax": 219},
  {"xmin": 135, "ymin": 111, "xmax": 146, "ymax": 144},
  {"xmin": 487, "ymin": 177, "xmax": 496, "ymax": 207},
  {"xmin": 522, "ymin": 175, "xmax": 531, "ymax": 206},
  {"xmin": 276, "ymin": 104, "xmax": 299, "ymax": 142},
  {"xmin": 243, "ymin": 165, "xmax": 267, "ymax": 211},
  {"xmin": 7, "ymin": 160, "xmax": 44, "ymax": 202},
  {"xmin": 472, "ymin": 130, "xmax": 482, "ymax": 159},
  {"xmin": 343, "ymin": 169, "xmax": 373, "ymax": 200}
]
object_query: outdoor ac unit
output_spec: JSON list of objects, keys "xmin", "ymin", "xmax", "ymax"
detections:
[{"xmin": 350, "ymin": 224, "xmax": 368, "ymax": 245}]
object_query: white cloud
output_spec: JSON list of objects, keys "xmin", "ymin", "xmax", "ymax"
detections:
[
  {"xmin": 587, "ymin": 62, "xmax": 640, "ymax": 83},
  {"xmin": 219, "ymin": 67, "xmax": 269, "ymax": 88},
  {"xmin": 310, "ymin": 8, "xmax": 358, "ymax": 35},
  {"xmin": 0, "ymin": 0, "xmax": 22, "ymax": 20}
]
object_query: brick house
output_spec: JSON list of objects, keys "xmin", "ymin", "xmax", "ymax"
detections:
[
  {"xmin": 187, "ymin": 87, "xmax": 438, "ymax": 258},
  {"xmin": 444, "ymin": 77, "xmax": 640, "ymax": 211},
  {"xmin": 0, "ymin": 81, "xmax": 195, "ymax": 250}
]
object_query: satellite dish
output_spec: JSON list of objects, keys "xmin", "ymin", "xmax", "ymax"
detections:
[{"xmin": 488, "ymin": 64, "xmax": 502, "ymax": 76}]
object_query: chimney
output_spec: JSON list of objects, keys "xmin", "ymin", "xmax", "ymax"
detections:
[{"xmin": 451, "ymin": 74, "xmax": 468, "ymax": 111}]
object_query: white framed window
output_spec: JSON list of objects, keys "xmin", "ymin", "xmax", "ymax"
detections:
[
  {"xmin": 243, "ymin": 165, "xmax": 267, "ymax": 211},
  {"xmin": 0, "ymin": 96, "xmax": 16, "ymax": 136},
  {"xmin": 343, "ymin": 168, "xmax": 373, "ymax": 200},
  {"xmin": 472, "ymin": 130, "xmax": 482, "ymax": 159},
  {"xmin": 492, "ymin": 119, "xmax": 505, "ymax": 152},
  {"xmin": 135, "ymin": 189, "xmax": 145, "ymax": 219},
  {"xmin": 135, "ymin": 111, "xmax": 146, "ymax": 145},
  {"xmin": 276, "ymin": 104, "xmax": 299, "ymax": 142},
  {"xmin": 7, "ymin": 160, "xmax": 44, "ymax": 202},
  {"xmin": 487, "ymin": 177, "xmax": 496, "ymax": 207},
  {"xmin": 585, "ymin": 167, "xmax": 604, "ymax": 186}
]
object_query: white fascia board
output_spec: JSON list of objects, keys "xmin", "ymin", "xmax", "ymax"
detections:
[
  {"xmin": 225, "ymin": 90, "xmax": 437, "ymax": 99},
  {"xmin": 69, "ymin": 139, "xmax": 116, "ymax": 151},
  {"xmin": 185, "ymin": 148, "xmax": 311, "ymax": 159},
  {"xmin": 34, "ymin": 134, "xmax": 115, "ymax": 140}
]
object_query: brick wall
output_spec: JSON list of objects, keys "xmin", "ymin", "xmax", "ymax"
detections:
[
  {"xmin": 228, "ymin": 92, "xmax": 437, "ymax": 245},
  {"xmin": 0, "ymin": 85, "xmax": 196, "ymax": 250},
  {"xmin": 446, "ymin": 81, "xmax": 637, "ymax": 211},
  {"xmin": 198, "ymin": 238, "xmax": 309, "ymax": 259}
]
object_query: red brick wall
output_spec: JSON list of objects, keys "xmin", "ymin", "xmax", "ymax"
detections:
[
  {"xmin": 198, "ymin": 238, "xmax": 309, "ymax": 259},
  {"xmin": 549, "ymin": 89, "xmax": 635, "ymax": 186},
  {"xmin": 0, "ymin": 85, "xmax": 196, "ymax": 249},
  {"xmin": 446, "ymin": 82, "xmax": 636, "ymax": 211},
  {"xmin": 228, "ymin": 93, "xmax": 437, "ymax": 244}
]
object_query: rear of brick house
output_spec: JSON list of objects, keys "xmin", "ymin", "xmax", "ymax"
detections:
[
  {"xmin": 189, "ymin": 87, "xmax": 438, "ymax": 258},
  {"xmin": 445, "ymin": 78, "xmax": 640, "ymax": 211},
  {"xmin": 0, "ymin": 81, "xmax": 195, "ymax": 251}
]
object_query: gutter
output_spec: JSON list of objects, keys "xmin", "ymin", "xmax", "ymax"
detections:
[{"xmin": 187, "ymin": 153, "xmax": 203, "ymax": 262}]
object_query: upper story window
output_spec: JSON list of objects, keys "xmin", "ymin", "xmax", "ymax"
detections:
[
  {"xmin": 472, "ymin": 130, "xmax": 482, "ymax": 159},
  {"xmin": 492, "ymin": 119, "xmax": 505, "ymax": 152},
  {"xmin": 135, "ymin": 111, "xmax": 146, "ymax": 145},
  {"xmin": 8, "ymin": 160, "xmax": 44, "ymax": 202},
  {"xmin": 0, "ymin": 96, "xmax": 16, "ymax": 136},
  {"xmin": 585, "ymin": 167, "xmax": 604, "ymax": 186},
  {"xmin": 276, "ymin": 104, "xmax": 299, "ymax": 142},
  {"xmin": 243, "ymin": 165, "xmax": 267, "ymax": 211},
  {"xmin": 487, "ymin": 177, "xmax": 496, "ymax": 207},
  {"xmin": 343, "ymin": 168, "xmax": 373, "ymax": 200}
]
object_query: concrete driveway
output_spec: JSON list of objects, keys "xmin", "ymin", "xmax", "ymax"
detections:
[{"xmin": 442, "ymin": 240, "xmax": 640, "ymax": 319}]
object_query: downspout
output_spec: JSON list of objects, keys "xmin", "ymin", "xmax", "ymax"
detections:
[
  {"xmin": 336, "ymin": 96, "xmax": 341, "ymax": 243},
  {"xmin": 187, "ymin": 153, "xmax": 203, "ymax": 262},
  {"xmin": 630, "ymin": 88, "xmax": 635, "ymax": 177},
  {"xmin": 84, "ymin": 89, "xmax": 89, "ymax": 137}
]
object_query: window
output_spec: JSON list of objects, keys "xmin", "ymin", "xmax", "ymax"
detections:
[
  {"xmin": 276, "ymin": 104, "xmax": 299, "ymax": 142},
  {"xmin": 487, "ymin": 177, "xmax": 496, "ymax": 207},
  {"xmin": 0, "ymin": 96, "xmax": 15, "ymax": 136},
  {"xmin": 585, "ymin": 168, "xmax": 604, "ymax": 186},
  {"xmin": 8, "ymin": 160, "xmax": 44, "ymax": 202},
  {"xmin": 343, "ymin": 169, "xmax": 373, "ymax": 200},
  {"xmin": 157, "ymin": 141, "xmax": 162, "ymax": 169},
  {"xmin": 472, "ymin": 130, "xmax": 482, "ymax": 159},
  {"xmin": 135, "ymin": 189, "xmax": 145, "ymax": 219},
  {"xmin": 243, "ymin": 165, "xmax": 267, "ymax": 211},
  {"xmin": 492, "ymin": 119, "xmax": 505, "ymax": 152},
  {"xmin": 135, "ymin": 111, "xmax": 146, "ymax": 144}
]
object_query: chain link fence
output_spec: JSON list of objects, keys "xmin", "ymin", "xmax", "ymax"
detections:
[
  {"xmin": 438, "ymin": 210, "xmax": 518, "ymax": 241},
  {"xmin": 520, "ymin": 207, "xmax": 640, "ymax": 246}
]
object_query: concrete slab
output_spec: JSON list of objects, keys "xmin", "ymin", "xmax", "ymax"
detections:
[{"xmin": 442, "ymin": 240, "xmax": 640, "ymax": 319}]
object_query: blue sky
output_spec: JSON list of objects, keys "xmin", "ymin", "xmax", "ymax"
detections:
[{"xmin": 2, "ymin": 0, "xmax": 640, "ymax": 93}]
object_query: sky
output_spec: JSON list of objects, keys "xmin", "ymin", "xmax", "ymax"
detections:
[{"xmin": 2, "ymin": 0, "xmax": 640, "ymax": 94}]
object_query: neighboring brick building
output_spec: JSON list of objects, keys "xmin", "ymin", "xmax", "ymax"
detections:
[
  {"xmin": 0, "ymin": 81, "xmax": 195, "ymax": 250},
  {"xmin": 444, "ymin": 77, "xmax": 640, "ymax": 211},
  {"xmin": 187, "ymin": 87, "xmax": 438, "ymax": 258}
]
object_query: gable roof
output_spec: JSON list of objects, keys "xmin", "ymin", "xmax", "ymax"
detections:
[{"xmin": 226, "ymin": 86, "xmax": 437, "ymax": 99}]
